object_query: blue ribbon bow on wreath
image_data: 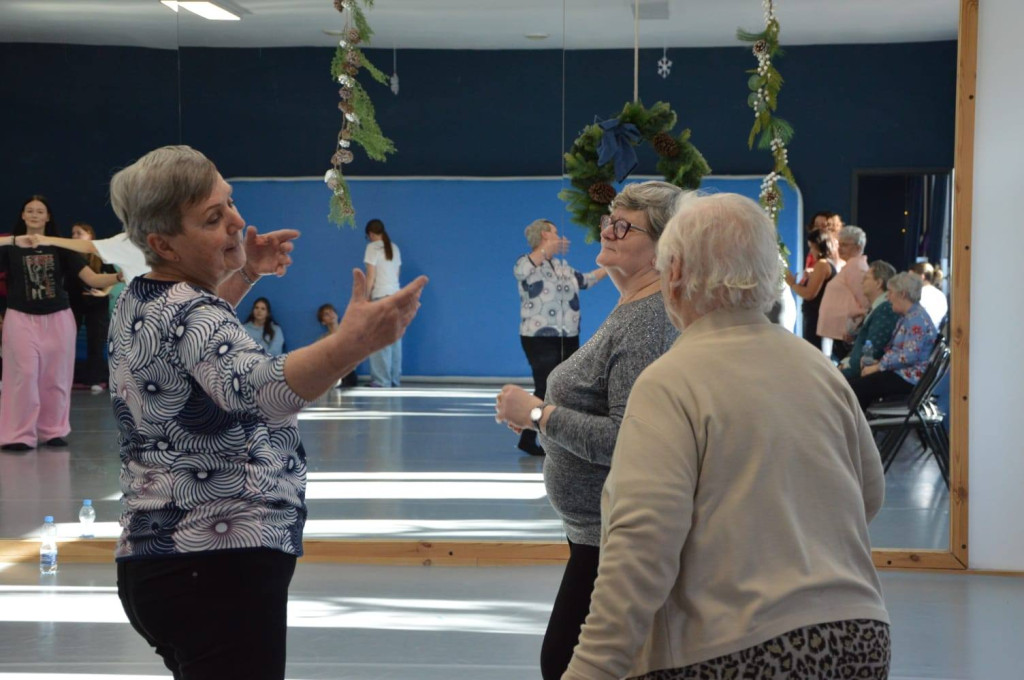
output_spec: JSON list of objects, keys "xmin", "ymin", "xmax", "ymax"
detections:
[{"xmin": 596, "ymin": 118, "xmax": 642, "ymax": 183}]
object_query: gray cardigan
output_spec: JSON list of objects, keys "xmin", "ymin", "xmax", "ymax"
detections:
[{"xmin": 541, "ymin": 292, "xmax": 679, "ymax": 546}]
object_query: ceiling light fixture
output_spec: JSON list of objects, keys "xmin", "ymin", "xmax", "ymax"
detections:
[{"xmin": 160, "ymin": 1, "xmax": 240, "ymax": 21}]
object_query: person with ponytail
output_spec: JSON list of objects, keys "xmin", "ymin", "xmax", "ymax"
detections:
[{"xmin": 363, "ymin": 218, "xmax": 403, "ymax": 387}]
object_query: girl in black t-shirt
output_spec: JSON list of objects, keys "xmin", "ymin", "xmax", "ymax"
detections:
[{"xmin": 0, "ymin": 196, "xmax": 121, "ymax": 450}]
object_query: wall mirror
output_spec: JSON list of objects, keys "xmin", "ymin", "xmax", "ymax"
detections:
[{"xmin": 0, "ymin": 0, "xmax": 974, "ymax": 571}]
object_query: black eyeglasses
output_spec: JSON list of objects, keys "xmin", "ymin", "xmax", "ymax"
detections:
[{"xmin": 599, "ymin": 214, "xmax": 650, "ymax": 240}]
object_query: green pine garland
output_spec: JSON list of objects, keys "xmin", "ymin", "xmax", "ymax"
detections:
[
  {"xmin": 738, "ymin": 0, "xmax": 796, "ymax": 255},
  {"xmin": 560, "ymin": 100, "xmax": 710, "ymax": 241},
  {"xmin": 325, "ymin": 0, "xmax": 396, "ymax": 227}
]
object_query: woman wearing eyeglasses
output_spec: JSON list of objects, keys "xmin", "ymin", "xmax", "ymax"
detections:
[{"xmin": 495, "ymin": 181, "xmax": 681, "ymax": 680}]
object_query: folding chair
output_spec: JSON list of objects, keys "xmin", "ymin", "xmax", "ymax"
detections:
[{"xmin": 865, "ymin": 341, "xmax": 951, "ymax": 488}]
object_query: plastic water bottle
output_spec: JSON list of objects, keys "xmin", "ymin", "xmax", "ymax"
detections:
[
  {"xmin": 78, "ymin": 499, "xmax": 96, "ymax": 538},
  {"xmin": 39, "ymin": 516, "xmax": 58, "ymax": 575},
  {"xmin": 861, "ymin": 340, "xmax": 877, "ymax": 369}
]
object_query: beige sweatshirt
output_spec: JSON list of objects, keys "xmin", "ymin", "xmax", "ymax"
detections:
[{"xmin": 564, "ymin": 308, "xmax": 888, "ymax": 680}]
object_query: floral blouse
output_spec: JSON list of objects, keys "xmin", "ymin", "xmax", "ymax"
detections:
[
  {"xmin": 109, "ymin": 278, "xmax": 310, "ymax": 560},
  {"xmin": 879, "ymin": 302, "xmax": 938, "ymax": 385},
  {"xmin": 515, "ymin": 255, "xmax": 598, "ymax": 337}
]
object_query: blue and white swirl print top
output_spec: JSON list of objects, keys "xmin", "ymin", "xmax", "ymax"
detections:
[
  {"xmin": 515, "ymin": 255, "xmax": 598, "ymax": 338},
  {"xmin": 110, "ymin": 278, "xmax": 311, "ymax": 561}
]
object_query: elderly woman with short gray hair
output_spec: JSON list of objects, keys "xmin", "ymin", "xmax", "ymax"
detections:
[
  {"xmin": 513, "ymin": 218, "xmax": 606, "ymax": 456},
  {"xmin": 563, "ymin": 193, "xmax": 889, "ymax": 680},
  {"xmin": 498, "ymin": 181, "xmax": 681, "ymax": 680},
  {"xmin": 848, "ymin": 270, "xmax": 938, "ymax": 410},
  {"xmin": 108, "ymin": 145, "xmax": 428, "ymax": 679}
]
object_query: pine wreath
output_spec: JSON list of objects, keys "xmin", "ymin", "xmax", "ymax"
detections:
[{"xmin": 560, "ymin": 100, "xmax": 710, "ymax": 241}]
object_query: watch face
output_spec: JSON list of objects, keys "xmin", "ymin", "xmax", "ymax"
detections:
[{"xmin": 530, "ymin": 407, "xmax": 543, "ymax": 422}]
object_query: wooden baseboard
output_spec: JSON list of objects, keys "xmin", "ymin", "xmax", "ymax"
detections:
[{"xmin": 0, "ymin": 539, "xmax": 569, "ymax": 567}]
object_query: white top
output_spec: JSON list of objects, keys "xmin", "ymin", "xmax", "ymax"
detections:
[
  {"xmin": 919, "ymin": 284, "xmax": 948, "ymax": 328},
  {"xmin": 93, "ymin": 233, "xmax": 149, "ymax": 283},
  {"xmin": 363, "ymin": 240, "xmax": 402, "ymax": 298}
]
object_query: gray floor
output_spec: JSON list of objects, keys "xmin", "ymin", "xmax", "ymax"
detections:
[
  {"xmin": 0, "ymin": 386, "xmax": 1007, "ymax": 679},
  {"xmin": 0, "ymin": 561, "xmax": 1021, "ymax": 679},
  {"xmin": 1, "ymin": 387, "xmax": 947, "ymax": 549}
]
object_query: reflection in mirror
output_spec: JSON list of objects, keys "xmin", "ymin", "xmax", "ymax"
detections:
[
  {"xmin": 0, "ymin": 2, "xmax": 179, "ymax": 542},
  {"xmin": 562, "ymin": 0, "xmax": 958, "ymax": 552},
  {"xmin": 0, "ymin": 1, "xmax": 968, "ymax": 565}
]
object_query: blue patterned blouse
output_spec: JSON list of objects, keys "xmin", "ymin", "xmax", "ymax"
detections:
[
  {"xmin": 515, "ymin": 255, "xmax": 598, "ymax": 337},
  {"xmin": 879, "ymin": 302, "xmax": 938, "ymax": 385},
  {"xmin": 109, "ymin": 278, "xmax": 310, "ymax": 561}
]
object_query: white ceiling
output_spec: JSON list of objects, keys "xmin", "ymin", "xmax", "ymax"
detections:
[{"xmin": 0, "ymin": 0, "xmax": 959, "ymax": 50}]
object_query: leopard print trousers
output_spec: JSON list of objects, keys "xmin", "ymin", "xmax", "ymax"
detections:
[{"xmin": 635, "ymin": 619, "xmax": 890, "ymax": 679}]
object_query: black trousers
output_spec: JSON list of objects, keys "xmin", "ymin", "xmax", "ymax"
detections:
[
  {"xmin": 540, "ymin": 539, "xmax": 600, "ymax": 680},
  {"xmin": 518, "ymin": 335, "xmax": 580, "ymax": 453},
  {"xmin": 117, "ymin": 549, "xmax": 296, "ymax": 680},
  {"xmin": 72, "ymin": 302, "xmax": 110, "ymax": 385},
  {"xmin": 848, "ymin": 370, "xmax": 914, "ymax": 410}
]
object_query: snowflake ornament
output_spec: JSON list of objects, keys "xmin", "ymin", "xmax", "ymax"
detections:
[{"xmin": 657, "ymin": 51, "xmax": 672, "ymax": 79}]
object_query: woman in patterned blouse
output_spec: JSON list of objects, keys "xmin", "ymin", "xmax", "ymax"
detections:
[
  {"xmin": 848, "ymin": 271, "xmax": 938, "ymax": 410},
  {"xmin": 513, "ymin": 218, "xmax": 606, "ymax": 456},
  {"xmin": 107, "ymin": 145, "xmax": 427, "ymax": 680}
]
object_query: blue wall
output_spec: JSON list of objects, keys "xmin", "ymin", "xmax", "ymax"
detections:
[
  {"xmin": 0, "ymin": 39, "xmax": 951, "ymax": 374},
  {"xmin": 1, "ymin": 41, "xmax": 954, "ymax": 245},
  {"xmin": 0, "ymin": 44, "xmax": 179, "ymax": 235},
  {"xmin": 229, "ymin": 175, "xmax": 800, "ymax": 377}
]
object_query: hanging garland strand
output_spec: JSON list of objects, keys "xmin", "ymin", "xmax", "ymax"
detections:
[
  {"xmin": 737, "ymin": 0, "xmax": 795, "ymax": 245},
  {"xmin": 325, "ymin": 0, "xmax": 396, "ymax": 227}
]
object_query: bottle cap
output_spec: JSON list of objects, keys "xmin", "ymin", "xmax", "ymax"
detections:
[
  {"xmin": 83, "ymin": 499, "xmax": 92, "ymax": 506},
  {"xmin": 44, "ymin": 516, "xmax": 54, "ymax": 523}
]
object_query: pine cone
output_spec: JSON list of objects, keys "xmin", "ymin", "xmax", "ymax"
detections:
[
  {"xmin": 652, "ymin": 132, "xmax": 680, "ymax": 158},
  {"xmin": 588, "ymin": 183, "xmax": 616, "ymax": 205},
  {"xmin": 333, "ymin": 0, "xmax": 347, "ymax": 12},
  {"xmin": 345, "ymin": 50, "xmax": 361, "ymax": 67},
  {"xmin": 347, "ymin": 28, "xmax": 362, "ymax": 44},
  {"xmin": 763, "ymin": 188, "xmax": 780, "ymax": 206},
  {"xmin": 341, "ymin": 128, "xmax": 352, "ymax": 140},
  {"xmin": 332, "ymin": 150, "xmax": 354, "ymax": 165},
  {"xmin": 343, "ymin": 63, "xmax": 359, "ymax": 76},
  {"xmin": 752, "ymin": 40, "xmax": 769, "ymax": 58},
  {"xmin": 338, "ymin": 87, "xmax": 352, "ymax": 101},
  {"xmin": 338, "ymin": 101, "xmax": 354, "ymax": 114}
]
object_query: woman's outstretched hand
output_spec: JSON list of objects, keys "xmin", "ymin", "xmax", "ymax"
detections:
[{"xmin": 339, "ymin": 269, "xmax": 429, "ymax": 357}]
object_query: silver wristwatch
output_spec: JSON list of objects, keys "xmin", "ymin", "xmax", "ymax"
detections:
[{"xmin": 530, "ymin": 406, "xmax": 544, "ymax": 431}]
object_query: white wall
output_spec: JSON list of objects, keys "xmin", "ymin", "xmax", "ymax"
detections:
[{"xmin": 968, "ymin": 0, "xmax": 1024, "ymax": 569}]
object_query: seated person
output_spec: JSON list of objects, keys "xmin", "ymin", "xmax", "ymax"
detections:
[
  {"xmin": 242, "ymin": 296, "xmax": 285, "ymax": 354},
  {"xmin": 840, "ymin": 260, "xmax": 899, "ymax": 379},
  {"xmin": 318, "ymin": 303, "xmax": 358, "ymax": 387},
  {"xmin": 847, "ymin": 272, "xmax": 938, "ymax": 410}
]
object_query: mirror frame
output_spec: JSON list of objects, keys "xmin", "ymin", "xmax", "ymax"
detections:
[
  {"xmin": 0, "ymin": 0, "xmax": 977, "ymax": 569},
  {"xmin": 871, "ymin": 0, "xmax": 975, "ymax": 571}
]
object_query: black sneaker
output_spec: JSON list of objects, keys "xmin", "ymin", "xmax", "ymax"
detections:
[
  {"xmin": 1, "ymin": 443, "xmax": 32, "ymax": 451},
  {"xmin": 44, "ymin": 437, "xmax": 69, "ymax": 447}
]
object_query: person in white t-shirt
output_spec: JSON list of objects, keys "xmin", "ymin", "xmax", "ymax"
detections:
[
  {"xmin": 363, "ymin": 219, "xmax": 403, "ymax": 387},
  {"xmin": 910, "ymin": 261, "xmax": 948, "ymax": 329}
]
